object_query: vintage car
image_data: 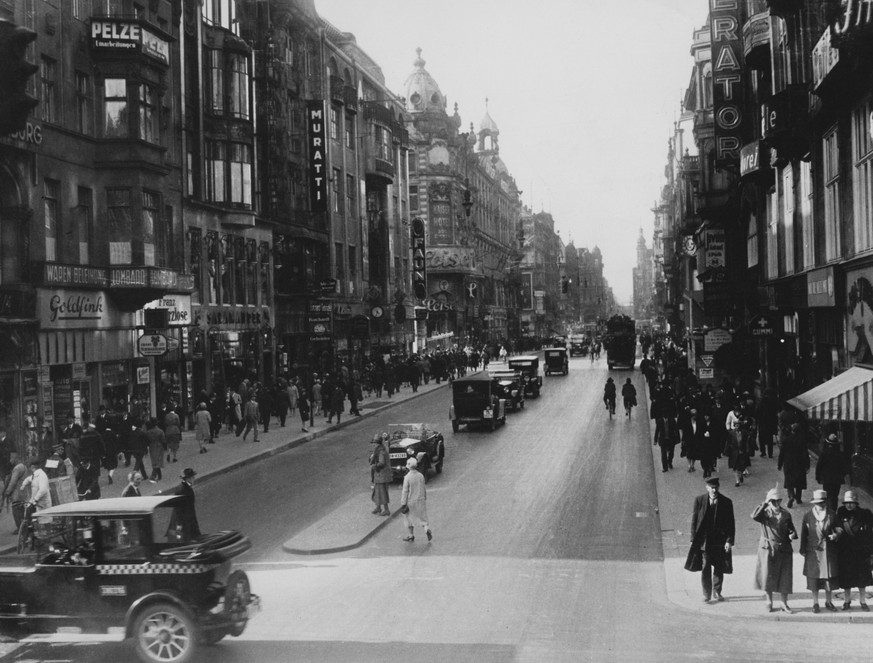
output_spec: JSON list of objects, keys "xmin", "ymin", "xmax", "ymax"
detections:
[
  {"xmin": 487, "ymin": 369, "xmax": 526, "ymax": 411},
  {"xmin": 0, "ymin": 496, "xmax": 260, "ymax": 663},
  {"xmin": 568, "ymin": 334, "xmax": 589, "ymax": 357},
  {"xmin": 449, "ymin": 371, "xmax": 507, "ymax": 432},
  {"xmin": 386, "ymin": 423, "xmax": 445, "ymax": 479},
  {"xmin": 507, "ymin": 355, "xmax": 543, "ymax": 397},
  {"xmin": 544, "ymin": 347, "xmax": 569, "ymax": 376}
]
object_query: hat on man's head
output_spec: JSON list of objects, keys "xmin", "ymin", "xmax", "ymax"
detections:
[
  {"xmin": 826, "ymin": 433, "xmax": 839, "ymax": 444},
  {"xmin": 811, "ymin": 489, "xmax": 827, "ymax": 504},
  {"xmin": 181, "ymin": 468, "xmax": 197, "ymax": 479},
  {"xmin": 842, "ymin": 490, "xmax": 859, "ymax": 504},
  {"xmin": 705, "ymin": 477, "xmax": 720, "ymax": 487}
]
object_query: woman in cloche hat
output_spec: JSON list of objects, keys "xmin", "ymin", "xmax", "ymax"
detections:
[
  {"xmin": 835, "ymin": 490, "xmax": 873, "ymax": 611},
  {"xmin": 752, "ymin": 487, "xmax": 798, "ymax": 613},
  {"xmin": 799, "ymin": 489, "xmax": 840, "ymax": 613}
]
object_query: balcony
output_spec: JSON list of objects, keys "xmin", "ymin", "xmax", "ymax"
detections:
[
  {"xmin": 373, "ymin": 157, "xmax": 395, "ymax": 178},
  {"xmin": 363, "ymin": 101, "xmax": 395, "ymax": 126},
  {"xmin": 743, "ymin": 11, "xmax": 771, "ymax": 69},
  {"xmin": 343, "ymin": 86, "xmax": 358, "ymax": 113}
]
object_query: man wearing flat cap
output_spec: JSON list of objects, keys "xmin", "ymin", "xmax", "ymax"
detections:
[
  {"xmin": 816, "ymin": 433, "xmax": 850, "ymax": 512},
  {"xmin": 688, "ymin": 476, "xmax": 735, "ymax": 602}
]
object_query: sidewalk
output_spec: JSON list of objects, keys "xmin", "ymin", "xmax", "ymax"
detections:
[
  {"xmin": 651, "ymin": 383, "xmax": 873, "ymax": 623},
  {"xmin": 0, "ymin": 380, "xmax": 448, "ymax": 555}
]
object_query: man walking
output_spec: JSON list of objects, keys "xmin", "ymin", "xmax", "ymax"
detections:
[
  {"xmin": 241, "ymin": 393, "xmax": 260, "ymax": 442},
  {"xmin": 689, "ymin": 477, "xmax": 735, "ymax": 602},
  {"xmin": 400, "ymin": 457, "xmax": 432, "ymax": 543}
]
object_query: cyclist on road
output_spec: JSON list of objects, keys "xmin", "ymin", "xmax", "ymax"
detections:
[
  {"xmin": 622, "ymin": 378, "xmax": 637, "ymax": 417},
  {"xmin": 603, "ymin": 377, "xmax": 617, "ymax": 416}
]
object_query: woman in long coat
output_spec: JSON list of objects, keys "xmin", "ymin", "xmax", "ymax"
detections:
[
  {"xmin": 834, "ymin": 490, "xmax": 873, "ymax": 610},
  {"xmin": 725, "ymin": 416, "xmax": 752, "ymax": 486},
  {"xmin": 778, "ymin": 422, "xmax": 810, "ymax": 507},
  {"xmin": 163, "ymin": 407, "xmax": 182, "ymax": 463},
  {"xmin": 800, "ymin": 489, "xmax": 840, "ymax": 612},
  {"xmin": 369, "ymin": 433, "xmax": 392, "ymax": 516},
  {"xmin": 752, "ymin": 488, "xmax": 797, "ymax": 612},
  {"xmin": 193, "ymin": 402, "xmax": 212, "ymax": 454},
  {"xmin": 144, "ymin": 418, "xmax": 166, "ymax": 483}
]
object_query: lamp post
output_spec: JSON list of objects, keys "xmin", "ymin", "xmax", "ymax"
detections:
[{"xmin": 459, "ymin": 179, "xmax": 475, "ymax": 345}]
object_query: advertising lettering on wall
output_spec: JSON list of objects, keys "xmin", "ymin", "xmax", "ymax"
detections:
[
  {"xmin": 307, "ymin": 101, "xmax": 328, "ymax": 213},
  {"xmin": 38, "ymin": 290, "xmax": 133, "ymax": 329},
  {"xmin": 519, "ymin": 273, "xmax": 533, "ymax": 310},
  {"xmin": 704, "ymin": 228, "xmax": 726, "ymax": 270},
  {"xmin": 425, "ymin": 247, "xmax": 475, "ymax": 272},
  {"xmin": 411, "ymin": 218, "xmax": 427, "ymax": 300},
  {"xmin": 90, "ymin": 20, "xmax": 169, "ymax": 65},
  {"xmin": 709, "ymin": 0, "xmax": 745, "ymax": 166},
  {"xmin": 142, "ymin": 296, "xmax": 192, "ymax": 326},
  {"xmin": 428, "ymin": 200, "xmax": 453, "ymax": 244},
  {"xmin": 308, "ymin": 301, "xmax": 332, "ymax": 343}
]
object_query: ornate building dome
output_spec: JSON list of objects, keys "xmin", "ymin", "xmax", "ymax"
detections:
[{"xmin": 403, "ymin": 48, "xmax": 446, "ymax": 113}]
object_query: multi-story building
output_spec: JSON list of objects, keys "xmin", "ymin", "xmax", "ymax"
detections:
[
  {"xmin": 633, "ymin": 229, "xmax": 654, "ymax": 321},
  {"xmin": 403, "ymin": 51, "xmax": 521, "ymax": 349},
  {"xmin": 0, "ymin": 0, "xmax": 192, "ymax": 455}
]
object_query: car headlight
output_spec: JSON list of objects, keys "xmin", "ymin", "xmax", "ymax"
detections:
[{"xmin": 407, "ymin": 448, "xmax": 415, "ymax": 456}]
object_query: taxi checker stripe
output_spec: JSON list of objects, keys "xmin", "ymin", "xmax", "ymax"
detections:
[{"xmin": 97, "ymin": 563, "xmax": 211, "ymax": 575}]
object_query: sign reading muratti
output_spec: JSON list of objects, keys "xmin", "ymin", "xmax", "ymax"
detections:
[
  {"xmin": 709, "ymin": 0, "xmax": 745, "ymax": 166},
  {"xmin": 307, "ymin": 101, "xmax": 328, "ymax": 213}
]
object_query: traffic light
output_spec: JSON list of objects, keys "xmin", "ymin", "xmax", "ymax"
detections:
[
  {"xmin": 0, "ymin": 20, "xmax": 38, "ymax": 136},
  {"xmin": 561, "ymin": 277, "xmax": 569, "ymax": 294}
]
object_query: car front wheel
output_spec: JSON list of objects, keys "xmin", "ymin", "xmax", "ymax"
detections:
[{"xmin": 132, "ymin": 602, "xmax": 198, "ymax": 663}]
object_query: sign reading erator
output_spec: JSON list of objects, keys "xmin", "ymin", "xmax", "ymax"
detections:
[{"xmin": 709, "ymin": 0, "xmax": 744, "ymax": 166}]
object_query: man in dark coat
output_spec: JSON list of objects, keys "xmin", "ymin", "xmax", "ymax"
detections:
[
  {"xmin": 75, "ymin": 456, "xmax": 101, "ymax": 500},
  {"xmin": 778, "ymin": 422, "xmax": 810, "ymax": 508},
  {"xmin": 689, "ymin": 477, "xmax": 735, "ymax": 602},
  {"xmin": 165, "ymin": 468, "xmax": 201, "ymax": 543},
  {"xmin": 258, "ymin": 384, "xmax": 273, "ymax": 433},
  {"xmin": 755, "ymin": 389, "xmax": 779, "ymax": 458},
  {"xmin": 816, "ymin": 433, "xmax": 851, "ymax": 512}
]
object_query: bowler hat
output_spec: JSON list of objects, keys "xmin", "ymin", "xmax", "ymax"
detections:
[
  {"xmin": 705, "ymin": 477, "xmax": 720, "ymax": 487},
  {"xmin": 181, "ymin": 468, "xmax": 197, "ymax": 479},
  {"xmin": 811, "ymin": 489, "xmax": 827, "ymax": 504},
  {"xmin": 842, "ymin": 490, "xmax": 859, "ymax": 504}
]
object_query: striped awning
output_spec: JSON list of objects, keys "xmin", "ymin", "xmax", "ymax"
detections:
[{"xmin": 787, "ymin": 367, "xmax": 873, "ymax": 422}]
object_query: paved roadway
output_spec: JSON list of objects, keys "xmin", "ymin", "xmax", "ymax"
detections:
[{"xmin": 5, "ymin": 356, "xmax": 873, "ymax": 662}]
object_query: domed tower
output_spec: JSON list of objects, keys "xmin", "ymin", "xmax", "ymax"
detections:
[
  {"xmin": 403, "ymin": 48, "xmax": 447, "ymax": 114},
  {"xmin": 478, "ymin": 98, "xmax": 499, "ymax": 152}
]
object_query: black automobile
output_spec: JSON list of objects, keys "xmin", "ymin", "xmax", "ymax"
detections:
[
  {"xmin": 0, "ymin": 496, "xmax": 259, "ymax": 663},
  {"xmin": 449, "ymin": 371, "xmax": 507, "ymax": 432},
  {"xmin": 544, "ymin": 347, "xmax": 569, "ymax": 376},
  {"xmin": 569, "ymin": 335, "xmax": 588, "ymax": 357},
  {"xmin": 488, "ymin": 369, "xmax": 525, "ymax": 411},
  {"xmin": 386, "ymin": 423, "xmax": 445, "ymax": 478},
  {"xmin": 507, "ymin": 355, "xmax": 543, "ymax": 397}
]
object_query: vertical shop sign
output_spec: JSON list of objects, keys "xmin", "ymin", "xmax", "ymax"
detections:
[
  {"xmin": 519, "ymin": 273, "xmax": 533, "ymax": 310},
  {"xmin": 411, "ymin": 218, "xmax": 427, "ymax": 300},
  {"xmin": 709, "ymin": 0, "xmax": 745, "ymax": 166},
  {"xmin": 306, "ymin": 100, "xmax": 328, "ymax": 212}
]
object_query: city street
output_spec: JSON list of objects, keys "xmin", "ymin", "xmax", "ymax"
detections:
[{"xmin": 5, "ymin": 356, "xmax": 873, "ymax": 662}]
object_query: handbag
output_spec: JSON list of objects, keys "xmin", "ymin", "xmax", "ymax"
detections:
[
  {"xmin": 400, "ymin": 504, "xmax": 409, "ymax": 514},
  {"xmin": 684, "ymin": 545, "xmax": 703, "ymax": 572}
]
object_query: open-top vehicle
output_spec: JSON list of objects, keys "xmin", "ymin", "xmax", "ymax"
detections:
[
  {"xmin": 0, "ymin": 496, "xmax": 259, "ymax": 663},
  {"xmin": 507, "ymin": 355, "xmax": 543, "ymax": 397},
  {"xmin": 449, "ymin": 371, "xmax": 507, "ymax": 432},
  {"xmin": 487, "ymin": 369, "xmax": 525, "ymax": 411},
  {"xmin": 544, "ymin": 347, "xmax": 569, "ymax": 376},
  {"xmin": 386, "ymin": 423, "xmax": 445, "ymax": 478}
]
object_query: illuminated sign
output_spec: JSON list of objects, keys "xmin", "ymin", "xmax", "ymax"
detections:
[
  {"xmin": 709, "ymin": 0, "xmax": 745, "ymax": 166},
  {"xmin": 411, "ymin": 218, "xmax": 427, "ymax": 300},
  {"xmin": 90, "ymin": 20, "xmax": 169, "ymax": 65},
  {"xmin": 306, "ymin": 101, "xmax": 328, "ymax": 213}
]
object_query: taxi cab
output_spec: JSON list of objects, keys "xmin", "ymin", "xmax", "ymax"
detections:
[{"xmin": 0, "ymin": 496, "xmax": 259, "ymax": 663}]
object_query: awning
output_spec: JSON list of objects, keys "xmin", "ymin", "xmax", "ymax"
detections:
[{"xmin": 787, "ymin": 367, "xmax": 873, "ymax": 422}]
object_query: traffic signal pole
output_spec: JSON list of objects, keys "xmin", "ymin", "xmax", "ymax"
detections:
[{"xmin": 0, "ymin": 19, "xmax": 39, "ymax": 136}]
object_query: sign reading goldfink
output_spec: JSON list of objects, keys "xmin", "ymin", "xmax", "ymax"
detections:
[
  {"xmin": 411, "ymin": 218, "xmax": 427, "ymax": 300},
  {"xmin": 709, "ymin": 0, "xmax": 744, "ymax": 166},
  {"xmin": 306, "ymin": 101, "xmax": 327, "ymax": 212}
]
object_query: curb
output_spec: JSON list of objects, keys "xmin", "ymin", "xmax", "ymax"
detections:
[{"xmin": 281, "ymin": 510, "xmax": 400, "ymax": 555}]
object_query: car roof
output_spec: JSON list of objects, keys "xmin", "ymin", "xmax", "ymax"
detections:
[
  {"xmin": 36, "ymin": 496, "xmax": 182, "ymax": 518},
  {"xmin": 488, "ymin": 370, "xmax": 518, "ymax": 377},
  {"xmin": 544, "ymin": 347, "xmax": 566, "ymax": 351},
  {"xmin": 509, "ymin": 355, "xmax": 538, "ymax": 362},
  {"xmin": 452, "ymin": 371, "xmax": 494, "ymax": 383}
]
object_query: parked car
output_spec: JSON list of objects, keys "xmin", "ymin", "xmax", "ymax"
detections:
[
  {"xmin": 386, "ymin": 423, "xmax": 445, "ymax": 478},
  {"xmin": 544, "ymin": 347, "xmax": 569, "ymax": 376},
  {"xmin": 449, "ymin": 372, "xmax": 507, "ymax": 432},
  {"xmin": 0, "ymin": 496, "xmax": 260, "ymax": 663},
  {"xmin": 487, "ymin": 369, "xmax": 525, "ymax": 411},
  {"xmin": 507, "ymin": 355, "xmax": 543, "ymax": 397}
]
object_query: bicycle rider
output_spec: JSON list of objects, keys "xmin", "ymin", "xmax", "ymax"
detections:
[
  {"xmin": 622, "ymin": 378, "xmax": 637, "ymax": 417},
  {"xmin": 603, "ymin": 377, "xmax": 617, "ymax": 415}
]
